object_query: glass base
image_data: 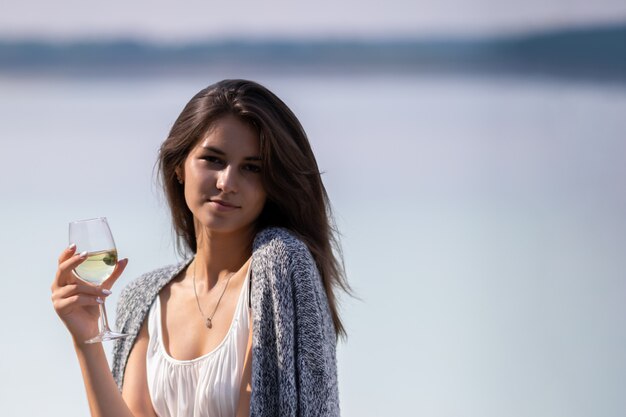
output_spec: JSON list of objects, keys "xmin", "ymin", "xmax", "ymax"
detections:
[{"xmin": 85, "ymin": 330, "xmax": 129, "ymax": 344}]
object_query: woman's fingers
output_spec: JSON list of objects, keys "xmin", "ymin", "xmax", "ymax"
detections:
[
  {"xmin": 58, "ymin": 243, "xmax": 77, "ymax": 265},
  {"xmin": 52, "ymin": 244, "xmax": 79, "ymax": 288},
  {"xmin": 51, "ymin": 281, "xmax": 111, "ymax": 317},
  {"xmin": 52, "ymin": 282, "xmax": 111, "ymax": 300},
  {"xmin": 53, "ymin": 250, "xmax": 89, "ymax": 288},
  {"xmin": 101, "ymin": 258, "xmax": 128, "ymax": 291},
  {"xmin": 53, "ymin": 293, "xmax": 104, "ymax": 313}
]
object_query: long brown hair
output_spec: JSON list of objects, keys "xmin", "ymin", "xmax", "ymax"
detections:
[{"xmin": 157, "ymin": 79, "xmax": 352, "ymax": 340}]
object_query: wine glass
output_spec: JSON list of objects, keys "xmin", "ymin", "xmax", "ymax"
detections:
[{"xmin": 69, "ymin": 217, "xmax": 128, "ymax": 344}]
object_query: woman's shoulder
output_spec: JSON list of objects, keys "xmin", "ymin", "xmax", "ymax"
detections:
[
  {"xmin": 252, "ymin": 227, "xmax": 317, "ymax": 276},
  {"xmin": 253, "ymin": 226, "xmax": 311, "ymax": 258},
  {"xmin": 122, "ymin": 260, "xmax": 189, "ymax": 292}
]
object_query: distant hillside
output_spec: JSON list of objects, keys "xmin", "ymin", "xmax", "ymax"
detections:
[
  {"xmin": 481, "ymin": 24, "xmax": 626, "ymax": 79},
  {"xmin": 0, "ymin": 23, "xmax": 624, "ymax": 81}
]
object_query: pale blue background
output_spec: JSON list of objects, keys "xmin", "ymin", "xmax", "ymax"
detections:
[{"xmin": 1, "ymin": 0, "xmax": 625, "ymax": 39}]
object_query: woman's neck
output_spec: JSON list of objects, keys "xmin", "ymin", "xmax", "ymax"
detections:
[{"xmin": 192, "ymin": 226, "xmax": 254, "ymax": 290}]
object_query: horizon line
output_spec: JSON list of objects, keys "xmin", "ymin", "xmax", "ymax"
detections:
[{"xmin": 0, "ymin": 20, "xmax": 624, "ymax": 45}]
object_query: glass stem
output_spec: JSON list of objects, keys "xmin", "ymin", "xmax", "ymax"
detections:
[{"xmin": 98, "ymin": 301, "xmax": 112, "ymax": 333}]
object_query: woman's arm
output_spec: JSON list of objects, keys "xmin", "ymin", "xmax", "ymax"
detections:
[
  {"xmin": 51, "ymin": 245, "xmax": 155, "ymax": 417},
  {"xmin": 73, "ymin": 342, "xmax": 135, "ymax": 417},
  {"xmin": 72, "ymin": 318, "xmax": 156, "ymax": 417}
]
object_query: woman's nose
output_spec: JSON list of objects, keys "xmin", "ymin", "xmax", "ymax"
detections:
[{"xmin": 216, "ymin": 165, "xmax": 238, "ymax": 193}]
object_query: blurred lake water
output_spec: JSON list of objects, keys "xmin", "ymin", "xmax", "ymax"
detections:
[{"xmin": 1, "ymin": 71, "xmax": 625, "ymax": 416}]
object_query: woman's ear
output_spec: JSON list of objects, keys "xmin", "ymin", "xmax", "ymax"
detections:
[{"xmin": 175, "ymin": 167, "xmax": 184, "ymax": 185}]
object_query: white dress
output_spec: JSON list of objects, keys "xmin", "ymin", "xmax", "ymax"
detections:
[{"xmin": 146, "ymin": 267, "xmax": 251, "ymax": 417}]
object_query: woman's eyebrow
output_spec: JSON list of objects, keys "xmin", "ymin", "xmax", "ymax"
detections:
[
  {"xmin": 203, "ymin": 145, "xmax": 261, "ymax": 161},
  {"xmin": 202, "ymin": 145, "xmax": 225, "ymax": 155}
]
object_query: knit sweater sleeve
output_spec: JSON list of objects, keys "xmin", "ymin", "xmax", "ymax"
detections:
[
  {"xmin": 110, "ymin": 261, "xmax": 190, "ymax": 391},
  {"xmin": 110, "ymin": 272, "xmax": 150, "ymax": 391},
  {"xmin": 250, "ymin": 227, "xmax": 340, "ymax": 417}
]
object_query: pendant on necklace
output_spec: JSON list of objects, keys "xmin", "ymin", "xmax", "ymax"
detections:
[{"xmin": 205, "ymin": 318, "xmax": 213, "ymax": 329}]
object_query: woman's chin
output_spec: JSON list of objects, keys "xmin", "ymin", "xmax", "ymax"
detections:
[{"xmin": 195, "ymin": 218, "xmax": 256, "ymax": 236}]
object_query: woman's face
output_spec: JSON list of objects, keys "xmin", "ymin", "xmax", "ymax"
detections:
[{"xmin": 179, "ymin": 115, "xmax": 267, "ymax": 236}]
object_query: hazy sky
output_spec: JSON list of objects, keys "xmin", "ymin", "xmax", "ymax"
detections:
[{"xmin": 1, "ymin": 0, "xmax": 626, "ymax": 40}]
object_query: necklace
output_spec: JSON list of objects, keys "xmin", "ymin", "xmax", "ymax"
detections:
[{"xmin": 192, "ymin": 259, "xmax": 235, "ymax": 329}]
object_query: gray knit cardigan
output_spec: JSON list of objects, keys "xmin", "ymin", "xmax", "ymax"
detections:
[{"xmin": 111, "ymin": 227, "xmax": 340, "ymax": 416}]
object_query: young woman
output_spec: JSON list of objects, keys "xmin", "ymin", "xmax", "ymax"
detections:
[{"xmin": 51, "ymin": 79, "xmax": 350, "ymax": 417}]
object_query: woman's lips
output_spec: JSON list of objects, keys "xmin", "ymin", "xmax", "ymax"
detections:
[{"xmin": 209, "ymin": 199, "xmax": 240, "ymax": 211}]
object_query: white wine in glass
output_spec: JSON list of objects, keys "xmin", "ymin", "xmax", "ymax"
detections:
[
  {"xmin": 74, "ymin": 249, "xmax": 119, "ymax": 285},
  {"xmin": 69, "ymin": 217, "xmax": 128, "ymax": 344}
]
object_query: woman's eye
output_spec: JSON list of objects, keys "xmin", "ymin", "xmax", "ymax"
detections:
[
  {"xmin": 244, "ymin": 164, "xmax": 262, "ymax": 173},
  {"xmin": 202, "ymin": 156, "xmax": 223, "ymax": 165}
]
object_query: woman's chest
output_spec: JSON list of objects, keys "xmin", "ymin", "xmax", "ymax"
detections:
[{"xmin": 158, "ymin": 277, "xmax": 246, "ymax": 361}]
